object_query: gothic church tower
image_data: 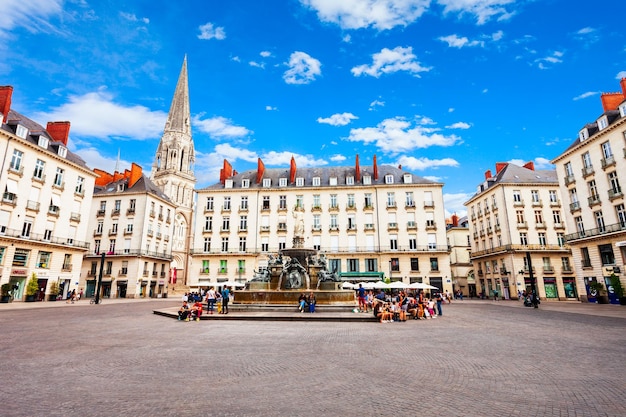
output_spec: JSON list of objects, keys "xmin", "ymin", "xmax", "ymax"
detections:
[{"xmin": 151, "ymin": 56, "xmax": 196, "ymax": 286}]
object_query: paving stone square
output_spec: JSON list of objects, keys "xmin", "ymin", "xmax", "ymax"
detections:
[{"xmin": 0, "ymin": 300, "xmax": 625, "ymax": 417}]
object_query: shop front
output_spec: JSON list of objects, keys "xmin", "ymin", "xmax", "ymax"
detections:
[{"xmin": 9, "ymin": 268, "xmax": 28, "ymax": 301}]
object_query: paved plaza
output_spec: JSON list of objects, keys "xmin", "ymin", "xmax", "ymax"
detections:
[{"xmin": 1, "ymin": 299, "xmax": 625, "ymax": 417}]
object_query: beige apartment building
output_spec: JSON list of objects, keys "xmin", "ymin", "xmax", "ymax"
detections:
[
  {"xmin": 446, "ymin": 215, "xmax": 475, "ymax": 297},
  {"xmin": 189, "ymin": 157, "xmax": 452, "ymax": 293},
  {"xmin": 0, "ymin": 86, "xmax": 97, "ymax": 301},
  {"xmin": 465, "ymin": 162, "xmax": 576, "ymax": 300},
  {"xmin": 79, "ymin": 164, "xmax": 176, "ymax": 299},
  {"xmin": 551, "ymin": 78, "xmax": 626, "ymax": 303}
]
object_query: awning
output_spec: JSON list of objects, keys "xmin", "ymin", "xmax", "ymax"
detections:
[
  {"xmin": 5, "ymin": 180, "xmax": 18, "ymax": 194},
  {"xmin": 51, "ymin": 194, "xmax": 62, "ymax": 207},
  {"xmin": 339, "ymin": 272, "xmax": 385, "ymax": 281}
]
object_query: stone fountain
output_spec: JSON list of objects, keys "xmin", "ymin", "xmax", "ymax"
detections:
[{"xmin": 233, "ymin": 206, "xmax": 355, "ymax": 305}]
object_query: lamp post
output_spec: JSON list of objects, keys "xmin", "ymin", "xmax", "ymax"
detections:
[
  {"xmin": 525, "ymin": 251, "xmax": 538, "ymax": 308},
  {"xmin": 94, "ymin": 252, "xmax": 105, "ymax": 305}
]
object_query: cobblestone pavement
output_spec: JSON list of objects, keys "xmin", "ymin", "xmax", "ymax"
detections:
[{"xmin": 1, "ymin": 299, "xmax": 625, "ymax": 417}]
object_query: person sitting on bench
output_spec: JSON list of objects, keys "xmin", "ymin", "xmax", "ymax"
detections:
[
  {"xmin": 190, "ymin": 299, "xmax": 203, "ymax": 321},
  {"xmin": 178, "ymin": 301, "xmax": 191, "ymax": 321}
]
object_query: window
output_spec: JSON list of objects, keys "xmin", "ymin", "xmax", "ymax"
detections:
[
  {"xmin": 296, "ymin": 177, "xmax": 304, "ymax": 187},
  {"xmin": 129, "ymin": 199, "xmax": 136, "ymax": 213},
  {"xmin": 241, "ymin": 179, "xmax": 250, "ymax": 188},
  {"xmin": 387, "ymin": 192, "xmax": 396, "ymax": 208},
  {"xmin": 239, "ymin": 216, "xmax": 247, "ymax": 231},
  {"xmin": 390, "ymin": 258, "xmax": 400, "ymax": 272},
  {"xmin": 406, "ymin": 192, "xmax": 414, "ymax": 207},
  {"xmin": 261, "ymin": 237, "xmax": 268, "ymax": 252},
  {"xmin": 389, "ymin": 235, "xmax": 398, "ymax": 250},
  {"xmin": 363, "ymin": 258, "xmax": 377, "ymax": 272},
  {"xmin": 553, "ymin": 210, "xmax": 562, "ymax": 225},
  {"xmin": 347, "ymin": 214, "xmax": 356, "ymax": 230},
  {"xmin": 364, "ymin": 193, "xmax": 372, "ymax": 208},
  {"xmin": 582, "ymin": 152, "xmax": 592, "ymax": 169},
  {"xmin": 240, "ymin": 196, "xmax": 248, "ymax": 210},
  {"xmin": 108, "ymin": 239, "xmax": 116, "ymax": 254},
  {"xmin": 313, "ymin": 195, "xmax": 320, "ymax": 209},
  {"xmin": 12, "ymin": 248, "xmax": 30, "ymax": 266},
  {"xmin": 203, "ymin": 237, "xmax": 211, "ymax": 252},
  {"xmin": 312, "ymin": 177, "xmax": 320, "ymax": 186},
  {"xmin": 262, "ymin": 178, "xmax": 271, "ymax": 187},
  {"xmin": 75, "ymin": 176, "xmax": 85, "ymax": 195},
  {"xmin": 222, "ymin": 217, "xmax": 230, "ymax": 232},
  {"xmin": 608, "ymin": 171, "xmax": 621, "ymax": 194},
  {"xmin": 409, "ymin": 235, "xmax": 417, "ymax": 250},
  {"xmin": 313, "ymin": 214, "xmax": 321, "ymax": 230},
  {"xmin": 0, "ymin": 247, "xmax": 4, "ymax": 264},
  {"xmin": 239, "ymin": 237, "xmax": 247, "ymax": 252},
  {"xmin": 576, "ymin": 216, "xmax": 584, "ymax": 235},
  {"xmin": 513, "ymin": 190, "xmax": 521, "ymax": 203},
  {"xmin": 557, "ymin": 233, "xmax": 565, "ymax": 247},
  {"xmin": 531, "ymin": 190, "xmax": 539, "ymax": 203},
  {"xmin": 279, "ymin": 178, "xmax": 287, "ymax": 187},
  {"xmin": 588, "ymin": 180, "xmax": 599, "ymax": 200},
  {"xmin": 37, "ymin": 251, "xmax": 51, "ymax": 268},
  {"xmin": 594, "ymin": 211, "xmax": 605, "ymax": 232},
  {"xmin": 410, "ymin": 258, "xmax": 419, "ymax": 271},
  {"xmin": 329, "ymin": 194, "xmax": 337, "ymax": 209},
  {"xmin": 10, "ymin": 149, "xmax": 23, "ymax": 172},
  {"xmin": 363, "ymin": 175, "xmax": 371, "ymax": 185},
  {"xmin": 534, "ymin": 210, "xmax": 543, "ymax": 225},
  {"xmin": 564, "ymin": 162, "xmax": 573, "ymax": 177},
  {"xmin": 262, "ymin": 196, "xmax": 270, "ymax": 210},
  {"xmin": 516, "ymin": 210, "xmax": 525, "ymax": 224},
  {"xmin": 221, "ymin": 237, "xmax": 229, "ymax": 252},
  {"xmin": 53, "ymin": 168, "xmax": 64, "ymax": 187},
  {"xmin": 279, "ymin": 195, "xmax": 287, "ymax": 209},
  {"xmin": 348, "ymin": 259, "xmax": 359, "ymax": 272},
  {"xmin": 549, "ymin": 190, "xmax": 558, "ymax": 203},
  {"xmin": 598, "ymin": 244, "xmax": 615, "ymax": 265},
  {"xmin": 330, "ymin": 214, "xmax": 338, "ymax": 229},
  {"xmin": 33, "ymin": 159, "xmax": 45, "ymax": 180},
  {"xmin": 94, "ymin": 240, "xmax": 101, "ymax": 254},
  {"xmin": 385, "ymin": 174, "xmax": 394, "ymax": 184},
  {"xmin": 223, "ymin": 197, "xmax": 231, "ymax": 210},
  {"xmin": 581, "ymin": 247, "xmax": 592, "ymax": 267},
  {"xmin": 21, "ymin": 217, "xmax": 33, "ymax": 238},
  {"xmin": 296, "ymin": 195, "xmax": 303, "ymax": 208},
  {"xmin": 601, "ymin": 141, "xmax": 613, "ymax": 159},
  {"xmin": 430, "ymin": 258, "xmax": 439, "ymax": 271},
  {"xmin": 206, "ymin": 197, "xmax": 214, "ymax": 211},
  {"xmin": 347, "ymin": 194, "xmax": 355, "ymax": 208},
  {"xmin": 520, "ymin": 232, "xmax": 528, "ymax": 245},
  {"xmin": 616, "ymin": 204, "xmax": 626, "ymax": 227}
]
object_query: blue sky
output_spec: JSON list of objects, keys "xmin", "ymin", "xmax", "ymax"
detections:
[{"xmin": 2, "ymin": 0, "xmax": 625, "ymax": 216}]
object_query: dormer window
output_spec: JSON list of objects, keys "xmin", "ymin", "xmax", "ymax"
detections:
[
  {"xmin": 225, "ymin": 179, "xmax": 233, "ymax": 189},
  {"xmin": 262, "ymin": 178, "xmax": 271, "ymax": 188},
  {"xmin": 363, "ymin": 175, "xmax": 371, "ymax": 185},
  {"xmin": 403, "ymin": 173, "xmax": 412, "ymax": 184},
  {"xmin": 279, "ymin": 178, "xmax": 287, "ymax": 187},
  {"xmin": 241, "ymin": 179, "xmax": 250, "ymax": 188},
  {"xmin": 15, "ymin": 124, "xmax": 28, "ymax": 139},
  {"xmin": 58, "ymin": 146, "xmax": 67, "ymax": 158},
  {"xmin": 38, "ymin": 135, "xmax": 49, "ymax": 149},
  {"xmin": 598, "ymin": 116, "xmax": 608, "ymax": 130},
  {"xmin": 346, "ymin": 176, "xmax": 354, "ymax": 185},
  {"xmin": 385, "ymin": 174, "xmax": 394, "ymax": 184},
  {"xmin": 295, "ymin": 177, "xmax": 304, "ymax": 187},
  {"xmin": 619, "ymin": 103, "xmax": 626, "ymax": 118},
  {"xmin": 312, "ymin": 177, "xmax": 320, "ymax": 186},
  {"xmin": 579, "ymin": 128, "xmax": 589, "ymax": 142},
  {"xmin": 117, "ymin": 183, "xmax": 126, "ymax": 192},
  {"xmin": 329, "ymin": 177, "xmax": 337, "ymax": 186}
]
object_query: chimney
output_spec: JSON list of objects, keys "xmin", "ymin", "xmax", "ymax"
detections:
[
  {"xmin": 256, "ymin": 158, "xmax": 265, "ymax": 184},
  {"xmin": 289, "ymin": 156, "xmax": 296, "ymax": 184},
  {"xmin": 484, "ymin": 169, "xmax": 492, "ymax": 180},
  {"xmin": 523, "ymin": 161, "xmax": 535, "ymax": 171},
  {"xmin": 373, "ymin": 155, "xmax": 378, "ymax": 180},
  {"xmin": 94, "ymin": 169, "xmax": 114, "ymax": 187},
  {"xmin": 46, "ymin": 121, "xmax": 71, "ymax": 146},
  {"xmin": 128, "ymin": 163, "xmax": 143, "ymax": 188},
  {"xmin": 219, "ymin": 159, "xmax": 233, "ymax": 185},
  {"xmin": 495, "ymin": 162, "xmax": 507, "ymax": 175},
  {"xmin": 0, "ymin": 86, "xmax": 13, "ymax": 123},
  {"xmin": 451, "ymin": 214, "xmax": 459, "ymax": 227},
  {"xmin": 355, "ymin": 154, "xmax": 360, "ymax": 183}
]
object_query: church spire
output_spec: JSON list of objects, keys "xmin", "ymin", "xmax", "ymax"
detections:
[{"xmin": 151, "ymin": 56, "xmax": 196, "ymax": 210}]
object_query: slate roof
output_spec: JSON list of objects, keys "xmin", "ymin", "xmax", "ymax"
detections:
[
  {"xmin": 1, "ymin": 110, "xmax": 89, "ymax": 169},
  {"xmin": 467, "ymin": 163, "xmax": 558, "ymax": 201},
  {"xmin": 200, "ymin": 163, "xmax": 440, "ymax": 190},
  {"xmin": 94, "ymin": 175, "xmax": 172, "ymax": 202}
]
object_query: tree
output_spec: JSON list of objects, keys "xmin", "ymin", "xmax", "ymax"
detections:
[{"xmin": 26, "ymin": 273, "xmax": 39, "ymax": 296}]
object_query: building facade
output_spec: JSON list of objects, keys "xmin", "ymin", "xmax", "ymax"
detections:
[
  {"xmin": 551, "ymin": 78, "xmax": 626, "ymax": 303},
  {"xmin": 189, "ymin": 157, "xmax": 453, "ymax": 293},
  {"xmin": 465, "ymin": 162, "xmax": 576, "ymax": 300},
  {"xmin": 79, "ymin": 164, "xmax": 176, "ymax": 298},
  {"xmin": 0, "ymin": 86, "xmax": 97, "ymax": 301},
  {"xmin": 446, "ymin": 215, "xmax": 474, "ymax": 297}
]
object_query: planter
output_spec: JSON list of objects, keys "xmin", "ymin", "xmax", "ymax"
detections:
[
  {"xmin": 25, "ymin": 295, "xmax": 37, "ymax": 302},
  {"xmin": 48, "ymin": 295, "xmax": 58, "ymax": 301},
  {"xmin": 619, "ymin": 297, "xmax": 626, "ymax": 306},
  {"xmin": 597, "ymin": 295, "xmax": 610, "ymax": 304},
  {"xmin": 0, "ymin": 295, "xmax": 11, "ymax": 303}
]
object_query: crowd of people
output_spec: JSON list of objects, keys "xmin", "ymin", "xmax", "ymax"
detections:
[
  {"xmin": 177, "ymin": 286, "xmax": 232, "ymax": 321},
  {"xmin": 366, "ymin": 288, "xmax": 451, "ymax": 323},
  {"xmin": 297, "ymin": 292, "xmax": 317, "ymax": 313}
]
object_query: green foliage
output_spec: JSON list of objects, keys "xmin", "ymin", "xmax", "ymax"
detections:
[
  {"xmin": 1, "ymin": 283, "xmax": 11, "ymax": 296},
  {"xmin": 588, "ymin": 281, "xmax": 606, "ymax": 296},
  {"xmin": 26, "ymin": 273, "xmax": 39, "ymax": 296},
  {"xmin": 610, "ymin": 274, "xmax": 624, "ymax": 298},
  {"xmin": 49, "ymin": 281, "xmax": 60, "ymax": 296}
]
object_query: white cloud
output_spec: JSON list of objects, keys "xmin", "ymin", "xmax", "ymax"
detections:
[
  {"xmin": 535, "ymin": 51, "xmax": 564, "ymax": 69},
  {"xmin": 231, "ymin": 56, "xmax": 241, "ymax": 62},
  {"xmin": 249, "ymin": 61, "xmax": 265, "ymax": 69},
  {"xmin": 438, "ymin": 34, "xmax": 483, "ymax": 48},
  {"xmin": 73, "ymin": 146, "xmax": 133, "ymax": 172},
  {"xmin": 423, "ymin": 175, "xmax": 442, "ymax": 182},
  {"xmin": 283, "ymin": 51, "xmax": 322, "ymax": 85},
  {"xmin": 266, "ymin": 105, "xmax": 278, "ymax": 111},
  {"xmin": 34, "ymin": 89, "xmax": 166, "ymax": 140},
  {"xmin": 120, "ymin": 12, "xmax": 149, "ymax": 24},
  {"xmin": 438, "ymin": 0, "xmax": 516, "ymax": 25},
  {"xmin": 534, "ymin": 157, "xmax": 553, "ymax": 169},
  {"xmin": 198, "ymin": 22, "xmax": 226, "ymax": 40},
  {"xmin": 347, "ymin": 117, "xmax": 460, "ymax": 153},
  {"xmin": 342, "ymin": 34, "xmax": 352, "ymax": 43},
  {"xmin": 0, "ymin": 0, "xmax": 63, "ymax": 38},
  {"xmin": 351, "ymin": 46, "xmax": 431, "ymax": 78},
  {"xmin": 317, "ymin": 112, "xmax": 358, "ymax": 126},
  {"xmin": 396, "ymin": 155, "xmax": 459, "ymax": 170},
  {"xmin": 260, "ymin": 51, "xmax": 272, "ymax": 58},
  {"xmin": 300, "ymin": 0, "xmax": 429, "ymax": 30},
  {"xmin": 193, "ymin": 114, "xmax": 252, "ymax": 138},
  {"xmin": 262, "ymin": 151, "xmax": 328, "ymax": 166},
  {"xmin": 330, "ymin": 154, "xmax": 346, "ymax": 162},
  {"xmin": 369, "ymin": 99, "xmax": 385, "ymax": 110},
  {"xmin": 446, "ymin": 122, "xmax": 470, "ymax": 129},
  {"xmin": 443, "ymin": 192, "xmax": 471, "ymax": 217},
  {"xmin": 616, "ymin": 71, "xmax": 626, "ymax": 80},
  {"xmin": 573, "ymin": 91, "xmax": 598, "ymax": 101}
]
